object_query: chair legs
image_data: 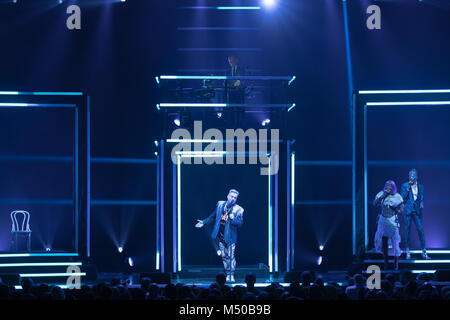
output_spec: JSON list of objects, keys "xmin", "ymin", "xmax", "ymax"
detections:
[{"xmin": 11, "ymin": 233, "xmax": 31, "ymax": 252}]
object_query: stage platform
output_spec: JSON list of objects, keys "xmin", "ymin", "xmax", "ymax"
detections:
[
  {"xmin": 93, "ymin": 270, "xmax": 350, "ymax": 288},
  {"xmin": 0, "ymin": 251, "xmax": 85, "ymax": 286},
  {"xmin": 364, "ymin": 249, "xmax": 450, "ymax": 273}
]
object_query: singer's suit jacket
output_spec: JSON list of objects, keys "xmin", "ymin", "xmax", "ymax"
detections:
[
  {"xmin": 400, "ymin": 182, "xmax": 424, "ymax": 216},
  {"xmin": 202, "ymin": 201, "xmax": 244, "ymax": 245}
]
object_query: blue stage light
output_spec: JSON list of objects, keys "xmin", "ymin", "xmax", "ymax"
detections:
[
  {"xmin": 174, "ymin": 118, "xmax": 181, "ymax": 127},
  {"xmin": 359, "ymin": 89, "xmax": 450, "ymax": 94},
  {"xmin": 317, "ymin": 256, "xmax": 323, "ymax": 265},
  {"xmin": 367, "ymin": 101, "xmax": 450, "ymax": 106},
  {"xmin": 0, "ymin": 262, "xmax": 81, "ymax": 267},
  {"xmin": 319, "ymin": 245, "xmax": 324, "ymax": 251},
  {"xmin": 217, "ymin": 112, "xmax": 222, "ymax": 119},
  {"xmin": 262, "ymin": 118, "xmax": 271, "ymax": 126},
  {"xmin": 216, "ymin": 6, "xmax": 261, "ymax": 10},
  {"xmin": 128, "ymin": 257, "xmax": 134, "ymax": 267},
  {"xmin": 20, "ymin": 272, "xmax": 86, "ymax": 278},
  {"xmin": 118, "ymin": 247, "xmax": 123, "ymax": 253}
]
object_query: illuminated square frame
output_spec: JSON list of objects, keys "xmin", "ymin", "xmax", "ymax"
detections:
[
  {"xmin": 0, "ymin": 91, "xmax": 87, "ymax": 256},
  {"xmin": 171, "ymin": 147, "xmax": 278, "ymax": 274},
  {"xmin": 353, "ymin": 89, "xmax": 450, "ymax": 261}
]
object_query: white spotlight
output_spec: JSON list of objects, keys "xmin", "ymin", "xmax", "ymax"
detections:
[
  {"xmin": 262, "ymin": 0, "xmax": 276, "ymax": 9},
  {"xmin": 174, "ymin": 118, "xmax": 181, "ymax": 127},
  {"xmin": 319, "ymin": 245, "xmax": 324, "ymax": 251},
  {"xmin": 118, "ymin": 247, "xmax": 123, "ymax": 253},
  {"xmin": 261, "ymin": 118, "xmax": 271, "ymax": 127},
  {"xmin": 317, "ymin": 256, "xmax": 323, "ymax": 265},
  {"xmin": 128, "ymin": 257, "xmax": 134, "ymax": 267}
]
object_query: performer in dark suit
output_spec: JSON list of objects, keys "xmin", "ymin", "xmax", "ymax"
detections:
[
  {"xmin": 195, "ymin": 189, "xmax": 244, "ymax": 282},
  {"xmin": 226, "ymin": 55, "xmax": 246, "ymax": 104},
  {"xmin": 400, "ymin": 169, "xmax": 430, "ymax": 259}
]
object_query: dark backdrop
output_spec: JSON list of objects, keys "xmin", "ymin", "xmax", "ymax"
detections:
[{"xmin": 181, "ymin": 163, "xmax": 268, "ymax": 266}]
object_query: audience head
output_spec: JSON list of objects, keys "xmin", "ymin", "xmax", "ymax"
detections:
[
  {"xmin": 245, "ymin": 272, "xmax": 256, "ymax": 287},
  {"xmin": 215, "ymin": 273, "xmax": 227, "ymax": 287}
]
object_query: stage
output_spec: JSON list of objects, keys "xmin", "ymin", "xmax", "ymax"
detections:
[{"xmin": 1, "ymin": 0, "xmax": 450, "ymax": 304}]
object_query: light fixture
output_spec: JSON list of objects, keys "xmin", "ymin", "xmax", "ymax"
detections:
[
  {"xmin": 262, "ymin": 118, "xmax": 271, "ymax": 127},
  {"xmin": 317, "ymin": 256, "xmax": 323, "ymax": 265},
  {"xmin": 118, "ymin": 247, "xmax": 123, "ymax": 253}
]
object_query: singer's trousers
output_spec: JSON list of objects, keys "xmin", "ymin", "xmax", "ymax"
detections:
[
  {"xmin": 405, "ymin": 212, "xmax": 426, "ymax": 250},
  {"xmin": 218, "ymin": 241, "xmax": 236, "ymax": 277}
]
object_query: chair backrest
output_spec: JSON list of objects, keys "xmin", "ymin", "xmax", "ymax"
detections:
[{"xmin": 11, "ymin": 210, "xmax": 31, "ymax": 232}]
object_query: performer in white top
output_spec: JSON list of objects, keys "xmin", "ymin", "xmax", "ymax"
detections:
[{"xmin": 373, "ymin": 180, "xmax": 404, "ymax": 270}]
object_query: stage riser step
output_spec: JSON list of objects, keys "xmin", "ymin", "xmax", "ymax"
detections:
[
  {"xmin": 0, "ymin": 266, "xmax": 83, "ymax": 274},
  {"xmin": 365, "ymin": 251, "xmax": 450, "ymax": 259},
  {"xmin": 366, "ymin": 254, "xmax": 450, "ymax": 260},
  {"xmin": 180, "ymin": 267, "xmax": 269, "ymax": 279},
  {"xmin": 24, "ymin": 276, "xmax": 86, "ymax": 285},
  {"xmin": 0, "ymin": 256, "xmax": 80, "ymax": 263},
  {"xmin": 181, "ymin": 272, "xmax": 269, "ymax": 278},
  {"xmin": 363, "ymin": 262, "xmax": 449, "ymax": 270}
]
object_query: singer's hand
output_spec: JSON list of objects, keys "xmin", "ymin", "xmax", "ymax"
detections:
[{"xmin": 195, "ymin": 220, "xmax": 204, "ymax": 228}]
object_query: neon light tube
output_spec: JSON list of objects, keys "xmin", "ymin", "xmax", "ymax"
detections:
[
  {"xmin": 167, "ymin": 139, "xmax": 220, "ymax": 143},
  {"xmin": 359, "ymin": 89, "xmax": 450, "ymax": 94},
  {"xmin": 160, "ymin": 103, "xmax": 228, "ymax": 107},
  {"xmin": 177, "ymin": 155, "xmax": 181, "ymax": 272},
  {"xmin": 268, "ymin": 158, "xmax": 273, "ymax": 273},
  {"xmin": 412, "ymin": 260, "xmax": 450, "ymax": 263},
  {"xmin": 0, "ymin": 262, "xmax": 82, "ymax": 267},
  {"xmin": 0, "ymin": 91, "xmax": 82, "ymax": 96},
  {"xmin": 0, "ymin": 103, "xmax": 76, "ymax": 108},
  {"xmin": 0, "ymin": 253, "xmax": 78, "ymax": 257},
  {"xmin": 410, "ymin": 250, "xmax": 450, "ymax": 254},
  {"xmin": 216, "ymin": 7, "xmax": 261, "ymax": 10},
  {"xmin": 19, "ymin": 273, "xmax": 86, "ymax": 277},
  {"xmin": 367, "ymin": 101, "xmax": 450, "ymax": 106}
]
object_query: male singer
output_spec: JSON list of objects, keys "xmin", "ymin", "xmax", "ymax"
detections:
[
  {"xmin": 400, "ymin": 169, "xmax": 430, "ymax": 259},
  {"xmin": 195, "ymin": 189, "xmax": 244, "ymax": 282},
  {"xmin": 226, "ymin": 55, "xmax": 246, "ymax": 104}
]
